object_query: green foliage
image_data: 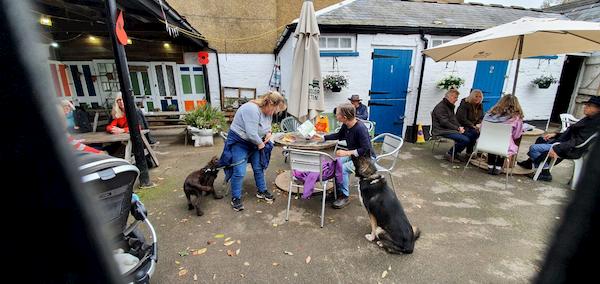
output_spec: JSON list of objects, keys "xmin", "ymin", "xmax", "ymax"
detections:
[
  {"xmin": 436, "ymin": 75, "xmax": 465, "ymax": 90},
  {"xmin": 323, "ymin": 74, "xmax": 348, "ymax": 90},
  {"xmin": 271, "ymin": 122, "xmax": 281, "ymax": 133},
  {"xmin": 184, "ymin": 104, "xmax": 227, "ymax": 131},
  {"xmin": 532, "ymin": 75, "xmax": 558, "ymax": 88},
  {"xmin": 166, "ymin": 104, "xmax": 178, "ymax": 111}
]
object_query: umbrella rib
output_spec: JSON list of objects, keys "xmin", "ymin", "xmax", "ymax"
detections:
[
  {"xmin": 436, "ymin": 42, "xmax": 479, "ymax": 61},
  {"xmin": 540, "ymin": 30, "xmax": 600, "ymax": 45}
]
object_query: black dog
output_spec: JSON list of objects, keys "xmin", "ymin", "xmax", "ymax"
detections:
[
  {"xmin": 352, "ymin": 151, "xmax": 420, "ymax": 254},
  {"xmin": 184, "ymin": 156, "xmax": 223, "ymax": 216}
]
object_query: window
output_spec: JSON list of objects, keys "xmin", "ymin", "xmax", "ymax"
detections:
[
  {"xmin": 430, "ymin": 39, "xmax": 453, "ymax": 48},
  {"xmin": 319, "ymin": 35, "xmax": 355, "ymax": 51}
]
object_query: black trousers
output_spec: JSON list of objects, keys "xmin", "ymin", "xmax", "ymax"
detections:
[{"xmin": 488, "ymin": 154, "xmax": 505, "ymax": 167}]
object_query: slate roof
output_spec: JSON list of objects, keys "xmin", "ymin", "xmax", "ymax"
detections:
[
  {"xmin": 544, "ymin": 0, "xmax": 600, "ymax": 22},
  {"xmin": 316, "ymin": 0, "xmax": 564, "ymax": 30}
]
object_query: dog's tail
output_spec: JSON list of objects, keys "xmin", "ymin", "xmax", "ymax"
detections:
[{"xmin": 412, "ymin": 226, "xmax": 421, "ymax": 241}]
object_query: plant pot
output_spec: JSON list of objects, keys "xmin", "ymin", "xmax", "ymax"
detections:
[
  {"xmin": 537, "ymin": 82, "xmax": 551, "ymax": 89},
  {"xmin": 188, "ymin": 126, "xmax": 215, "ymax": 147},
  {"xmin": 330, "ymin": 86, "xmax": 341, "ymax": 92}
]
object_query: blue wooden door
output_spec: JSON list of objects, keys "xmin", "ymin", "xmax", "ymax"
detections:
[
  {"xmin": 369, "ymin": 49, "xmax": 412, "ymax": 136},
  {"xmin": 472, "ymin": 60, "xmax": 509, "ymax": 112}
]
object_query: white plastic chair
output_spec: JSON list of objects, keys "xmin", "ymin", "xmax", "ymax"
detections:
[
  {"xmin": 285, "ymin": 149, "xmax": 337, "ymax": 228},
  {"xmin": 371, "ymin": 133, "xmax": 404, "ymax": 191},
  {"xmin": 462, "ymin": 121, "xmax": 513, "ymax": 189},
  {"xmin": 533, "ymin": 133, "xmax": 597, "ymax": 189},
  {"xmin": 280, "ymin": 116, "xmax": 300, "ymax": 132},
  {"xmin": 559, "ymin": 113, "xmax": 580, "ymax": 133}
]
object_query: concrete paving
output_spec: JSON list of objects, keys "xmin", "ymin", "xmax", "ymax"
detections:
[{"xmin": 138, "ymin": 133, "xmax": 574, "ymax": 283}]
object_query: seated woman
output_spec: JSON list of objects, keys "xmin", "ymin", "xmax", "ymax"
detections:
[
  {"xmin": 106, "ymin": 93, "xmax": 157, "ymax": 144},
  {"xmin": 316, "ymin": 103, "xmax": 375, "ymax": 209},
  {"xmin": 482, "ymin": 94, "xmax": 524, "ymax": 175},
  {"xmin": 218, "ymin": 91, "xmax": 287, "ymax": 212},
  {"xmin": 456, "ymin": 89, "xmax": 484, "ymax": 154}
]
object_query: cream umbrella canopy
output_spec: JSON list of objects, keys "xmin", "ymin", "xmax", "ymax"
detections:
[
  {"xmin": 423, "ymin": 17, "xmax": 600, "ymax": 95},
  {"xmin": 288, "ymin": 0, "xmax": 324, "ymax": 122}
]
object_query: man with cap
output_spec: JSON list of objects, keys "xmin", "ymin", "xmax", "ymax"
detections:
[
  {"xmin": 348, "ymin": 94, "xmax": 369, "ymax": 120},
  {"xmin": 518, "ymin": 96, "xmax": 600, "ymax": 181}
]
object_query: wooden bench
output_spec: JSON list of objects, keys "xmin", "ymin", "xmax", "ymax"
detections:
[{"xmin": 149, "ymin": 124, "xmax": 187, "ymax": 130}]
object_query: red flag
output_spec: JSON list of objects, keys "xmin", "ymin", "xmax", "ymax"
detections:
[{"xmin": 116, "ymin": 10, "xmax": 128, "ymax": 45}]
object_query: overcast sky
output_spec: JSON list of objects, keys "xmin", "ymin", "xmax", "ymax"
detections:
[{"xmin": 466, "ymin": 0, "xmax": 547, "ymax": 9}]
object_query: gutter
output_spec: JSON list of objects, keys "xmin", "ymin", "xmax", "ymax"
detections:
[
  {"xmin": 274, "ymin": 24, "xmax": 296, "ymax": 56},
  {"xmin": 207, "ymin": 46, "xmax": 223, "ymax": 107},
  {"xmin": 409, "ymin": 31, "xmax": 428, "ymax": 142}
]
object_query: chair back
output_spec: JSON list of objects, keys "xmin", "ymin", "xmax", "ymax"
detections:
[
  {"xmin": 281, "ymin": 116, "xmax": 300, "ymax": 132},
  {"xmin": 560, "ymin": 113, "xmax": 579, "ymax": 132},
  {"xmin": 476, "ymin": 121, "xmax": 512, "ymax": 156},
  {"xmin": 219, "ymin": 131, "xmax": 228, "ymax": 140},
  {"xmin": 288, "ymin": 149, "xmax": 334, "ymax": 182},
  {"xmin": 372, "ymin": 133, "xmax": 403, "ymax": 171}
]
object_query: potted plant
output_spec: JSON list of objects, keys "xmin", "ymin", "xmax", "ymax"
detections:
[
  {"xmin": 437, "ymin": 75, "xmax": 465, "ymax": 90},
  {"xmin": 184, "ymin": 104, "xmax": 227, "ymax": 147},
  {"xmin": 532, "ymin": 75, "xmax": 558, "ymax": 89},
  {"xmin": 323, "ymin": 74, "xmax": 348, "ymax": 92}
]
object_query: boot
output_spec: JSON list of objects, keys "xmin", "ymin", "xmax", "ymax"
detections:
[
  {"xmin": 517, "ymin": 159, "xmax": 533, "ymax": 170},
  {"xmin": 537, "ymin": 169, "xmax": 553, "ymax": 182}
]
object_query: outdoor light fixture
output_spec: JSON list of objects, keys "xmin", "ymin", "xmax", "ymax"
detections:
[
  {"xmin": 40, "ymin": 15, "xmax": 52, "ymax": 26},
  {"xmin": 127, "ymin": 39, "xmax": 133, "ymax": 45},
  {"xmin": 88, "ymin": 35, "xmax": 98, "ymax": 43},
  {"xmin": 163, "ymin": 43, "xmax": 171, "ymax": 48},
  {"xmin": 50, "ymin": 42, "xmax": 59, "ymax": 48}
]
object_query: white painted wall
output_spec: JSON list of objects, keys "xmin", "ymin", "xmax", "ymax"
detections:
[
  {"xmin": 275, "ymin": 32, "xmax": 565, "ymax": 133},
  {"xmin": 184, "ymin": 52, "xmax": 275, "ymax": 109}
]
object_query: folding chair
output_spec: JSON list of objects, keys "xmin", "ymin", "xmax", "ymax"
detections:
[
  {"xmin": 462, "ymin": 121, "xmax": 513, "ymax": 189},
  {"xmin": 285, "ymin": 149, "xmax": 337, "ymax": 228}
]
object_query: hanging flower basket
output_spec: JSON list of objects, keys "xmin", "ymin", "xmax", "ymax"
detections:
[
  {"xmin": 436, "ymin": 75, "xmax": 465, "ymax": 90},
  {"xmin": 323, "ymin": 74, "xmax": 348, "ymax": 92},
  {"xmin": 532, "ymin": 75, "xmax": 557, "ymax": 89}
]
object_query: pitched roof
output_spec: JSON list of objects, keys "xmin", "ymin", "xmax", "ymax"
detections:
[
  {"xmin": 544, "ymin": 0, "xmax": 600, "ymax": 23},
  {"xmin": 316, "ymin": 0, "xmax": 564, "ymax": 30}
]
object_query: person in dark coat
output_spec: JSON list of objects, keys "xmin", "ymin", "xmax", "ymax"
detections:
[
  {"xmin": 518, "ymin": 96, "xmax": 600, "ymax": 181},
  {"xmin": 456, "ymin": 89, "xmax": 484, "ymax": 153},
  {"xmin": 348, "ymin": 94, "xmax": 369, "ymax": 120},
  {"xmin": 431, "ymin": 89, "xmax": 478, "ymax": 162}
]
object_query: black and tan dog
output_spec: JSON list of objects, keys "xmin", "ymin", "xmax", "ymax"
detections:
[
  {"xmin": 352, "ymin": 151, "xmax": 420, "ymax": 254},
  {"xmin": 184, "ymin": 156, "xmax": 223, "ymax": 216}
]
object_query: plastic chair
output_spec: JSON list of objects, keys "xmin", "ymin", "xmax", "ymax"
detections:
[
  {"xmin": 281, "ymin": 116, "xmax": 300, "ymax": 132},
  {"xmin": 371, "ymin": 133, "xmax": 404, "ymax": 191},
  {"xmin": 559, "ymin": 113, "xmax": 580, "ymax": 133},
  {"xmin": 285, "ymin": 149, "xmax": 337, "ymax": 228},
  {"xmin": 430, "ymin": 112, "xmax": 456, "ymax": 163},
  {"xmin": 533, "ymin": 133, "xmax": 597, "ymax": 189},
  {"xmin": 462, "ymin": 121, "xmax": 513, "ymax": 190}
]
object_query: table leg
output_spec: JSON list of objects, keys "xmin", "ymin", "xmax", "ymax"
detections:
[
  {"xmin": 125, "ymin": 140, "xmax": 133, "ymax": 163},
  {"xmin": 141, "ymin": 134, "xmax": 160, "ymax": 167}
]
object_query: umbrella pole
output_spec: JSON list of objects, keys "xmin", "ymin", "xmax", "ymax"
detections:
[{"xmin": 511, "ymin": 35, "xmax": 524, "ymax": 96}]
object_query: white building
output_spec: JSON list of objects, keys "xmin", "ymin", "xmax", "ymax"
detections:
[{"xmin": 275, "ymin": 0, "xmax": 567, "ymax": 139}]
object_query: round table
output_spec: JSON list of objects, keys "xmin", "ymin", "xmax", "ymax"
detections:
[
  {"xmin": 522, "ymin": 128, "xmax": 545, "ymax": 136},
  {"xmin": 273, "ymin": 132, "xmax": 338, "ymax": 192},
  {"xmin": 469, "ymin": 156, "xmax": 535, "ymax": 175}
]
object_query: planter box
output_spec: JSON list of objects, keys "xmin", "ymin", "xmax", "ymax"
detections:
[{"xmin": 187, "ymin": 126, "xmax": 215, "ymax": 147}]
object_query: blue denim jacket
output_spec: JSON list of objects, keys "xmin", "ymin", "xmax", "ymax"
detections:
[{"xmin": 218, "ymin": 130, "xmax": 273, "ymax": 182}]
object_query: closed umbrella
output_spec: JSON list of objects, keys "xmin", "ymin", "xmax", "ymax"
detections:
[
  {"xmin": 423, "ymin": 17, "xmax": 600, "ymax": 95},
  {"xmin": 288, "ymin": 0, "xmax": 324, "ymax": 122}
]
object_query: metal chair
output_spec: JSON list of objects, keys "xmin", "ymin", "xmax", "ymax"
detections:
[
  {"xmin": 333, "ymin": 120, "xmax": 375, "ymax": 151},
  {"xmin": 559, "ymin": 113, "xmax": 579, "ymax": 133},
  {"xmin": 462, "ymin": 121, "xmax": 513, "ymax": 189},
  {"xmin": 533, "ymin": 133, "xmax": 597, "ymax": 189},
  {"xmin": 430, "ymin": 126, "xmax": 456, "ymax": 163},
  {"xmin": 371, "ymin": 133, "xmax": 404, "ymax": 191},
  {"xmin": 285, "ymin": 149, "xmax": 337, "ymax": 228},
  {"xmin": 281, "ymin": 116, "xmax": 300, "ymax": 132},
  {"xmin": 219, "ymin": 131, "xmax": 228, "ymax": 141}
]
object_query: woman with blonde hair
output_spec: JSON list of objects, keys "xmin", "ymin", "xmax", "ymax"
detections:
[
  {"xmin": 456, "ymin": 89, "xmax": 484, "ymax": 153},
  {"xmin": 106, "ymin": 93, "xmax": 157, "ymax": 144},
  {"xmin": 482, "ymin": 94, "xmax": 524, "ymax": 175},
  {"xmin": 218, "ymin": 91, "xmax": 287, "ymax": 211}
]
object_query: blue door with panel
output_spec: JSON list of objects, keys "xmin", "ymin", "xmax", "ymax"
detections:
[
  {"xmin": 369, "ymin": 49, "xmax": 412, "ymax": 136},
  {"xmin": 472, "ymin": 60, "xmax": 508, "ymax": 112}
]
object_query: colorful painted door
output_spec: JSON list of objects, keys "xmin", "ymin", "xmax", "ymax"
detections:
[
  {"xmin": 178, "ymin": 65, "xmax": 207, "ymax": 111},
  {"xmin": 369, "ymin": 49, "xmax": 412, "ymax": 136},
  {"xmin": 472, "ymin": 60, "xmax": 508, "ymax": 112},
  {"xmin": 150, "ymin": 62, "xmax": 180, "ymax": 111},
  {"xmin": 129, "ymin": 64, "xmax": 154, "ymax": 111}
]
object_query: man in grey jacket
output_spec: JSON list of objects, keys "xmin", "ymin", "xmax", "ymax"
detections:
[{"xmin": 431, "ymin": 89, "xmax": 478, "ymax": 162}]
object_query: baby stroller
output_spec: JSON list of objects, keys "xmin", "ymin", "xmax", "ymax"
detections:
[{"xmin": 77, "ymin": 153, "xmax": 158, "ymax": 283}]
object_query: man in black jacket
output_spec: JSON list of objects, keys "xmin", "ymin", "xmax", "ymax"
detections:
[
  {"xmin": 431, "ymin": 89, "xmax": 478, "ymax": 162},
  {"xmin": 518, "ymin": 96, "xmax": 600, "ymax": 181}
]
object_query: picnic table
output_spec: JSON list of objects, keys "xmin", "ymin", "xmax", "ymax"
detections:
[
  {"xmin": 144, "ymin": 111, "xmax": 187, "ymax": 131},
  {"xmin": 73, "ymin": 130, "xmax": 159, "ymax": 167}
]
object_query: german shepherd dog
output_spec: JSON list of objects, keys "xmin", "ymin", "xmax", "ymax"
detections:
[
  {"xmin": 184, "ymin": 156, "xmax": 223, "ymax": 216},
  {"xmin": 352, "ymin": 151, "xmax": 420, "ymax": 254}
]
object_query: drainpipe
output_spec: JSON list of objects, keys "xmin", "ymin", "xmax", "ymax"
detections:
[
  {"xmin": 207, "ymin": 47, "xmax": 223, "ymax": 109},
  {"xmin": 410, "ymin": 31, "xmax": 428, "ymax": 142}
]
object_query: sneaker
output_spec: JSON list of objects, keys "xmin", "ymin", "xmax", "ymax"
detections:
[
  {"xmin": 231, "ymin": 198, "xmax": 244, "ymax": 211},
  {"xmin": 332, "ymin": 195, "xmax": 350, "ymax": 209},
  {"xmin": 256, "ymin": 190, "xmax": 275, "ymax": 202},
  {"xmin": 517, "ymin": 159, "xmax": 533, "ymax": 170}
]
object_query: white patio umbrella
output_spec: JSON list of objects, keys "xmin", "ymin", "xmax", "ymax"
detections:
[
  {"xmin": 423, "ymin": 17, "xmax": 600, "ymax": 95},
  {"xmin": 288, "ymin": 0, "xmax": 324, "ymax": 122}
]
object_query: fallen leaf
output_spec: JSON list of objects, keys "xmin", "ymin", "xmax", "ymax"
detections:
[
  {"xmin": 273, "ymin": 223, "xmax": 278, "ymax": 227},
  {"xmin": 214, "ymin": 234, "xmax": 225, "ymax": 239},
  {"xmin": 284, "ymin": 251, "xmax": 294, "ymax": 256},
  {"xmin": 192, "ymin": 248, "xmax": 207, "ymax": 256},
  {"xmin": 207, "ymin": 240, "xmax": 216, "ymax": 245},
  {"xmin": 224, "ymin": 237, "xmax": 232, "ymax": 242},
  {"xmin": 179, "ymin": 269, "xmax": 188, "ymax": 277},
  {"xmin": 256, "ymin": 210, "xmax": 263, "ymax": 213},
  {"xmin": 157, "ymin": 177, "xmax": 164, "ymax": 180},
  {"xmin": 207, "ymin": 220, "xmax": 212, "ymax": 224},
  {"xmin": 193, "ymin": 274, "xmax": 198, "ymax": 281},
  {"xmin": 224, "ymin": 241, "xmax": 235, "ymax": 246},
  {"xmin": 175, "ymin": 261, "xmax": 180, "ymax": 265},
  {"xmin": 240, "ymin": 274, "xmax": 245, "ymax": 278},
  {"xmin": 382, "ymin": 271, "xmax": 388, "ymax": 279},
  {"xmin": 180, "ymin": 218, "xmax": 189, "ymax": 223},
  {"xmin": 294, "ymin": 272, "xmax": 298, "ymax": 277},
  {"xmin": 305, "ymin": 256, "xmax": 311, "ymax": 264},
  {"xmin": 244, "ymin": 262, "xmax": 250, "ymax": 266},
  {"xmin": 237, "ymin": 240, "xmax": 241, "ymax": 244},
  {"xmin": 388, "ymin": 265, "xmax": 392, "ymax": 271},
  {"xmin": 236, "ymin": 248, "xmax": 241, "ymax": 255},
  {"xmin": 272, "ymin": 262, "xmax": 279, "ymax": 266},
  {"xmin": 178, "ymin": 250, "xmax": 189, "ymax": 257},
  {"xmin": 213, "ymin": 274, "xmax": 216, "ymax": 280},
  {"xmin": 227, "ymin": 250, "xmax": 235, "ymax": 256},
  {"xmin": 416, "ymin": 204, "xmax": 422, "ymax": 208}
]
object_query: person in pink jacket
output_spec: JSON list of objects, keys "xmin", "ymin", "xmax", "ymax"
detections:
[{"xmin": 482, "ymin": 95, "xmax": 524, "ymax": 175}]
